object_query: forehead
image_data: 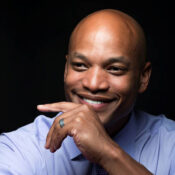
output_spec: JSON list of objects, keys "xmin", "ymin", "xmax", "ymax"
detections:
[
  {"xmin": 68, "ymin": 11, "xmax": 146, "ymax": 68},
  {"xmin": 69, "ymin": 25, "xmax": 136, "ymax": 65}
]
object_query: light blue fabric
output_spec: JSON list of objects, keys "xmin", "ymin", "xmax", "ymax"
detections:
[{"xmin": 0, "ymin": 110, "xmax": 175, "ymax": 175}]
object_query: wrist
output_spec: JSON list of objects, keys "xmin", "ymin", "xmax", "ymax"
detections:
[
  {"xmin": 99, "ymin": 139, "xmax": 122, "ymax": 172},
  {"xmin": 99, "ymin": 141, "xmax": 153, "ymax": 175}
]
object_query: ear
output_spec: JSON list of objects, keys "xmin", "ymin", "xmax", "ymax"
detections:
[
  {"xmin": 64, "ymin": 55, "xmax": 69, "ymax": 81},
  {"xmin": 138, "ymin": 61, "xmax": 152, "ymax": 93}
]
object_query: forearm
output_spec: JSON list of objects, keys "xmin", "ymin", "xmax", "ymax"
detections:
[{"xmin": 100, "ymin": 142, "xmax": 153, "ymax": 175}]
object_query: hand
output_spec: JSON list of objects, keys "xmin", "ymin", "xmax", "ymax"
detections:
[
  {"xmin": 37, "ymin": 102, "xmax": 153, "ymax": 175},
  {"xmin": 37, "ymin": 102, "xmax": 114, "ymax": 163}
]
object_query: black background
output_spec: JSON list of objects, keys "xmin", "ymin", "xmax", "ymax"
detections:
[{"xmin": 1, "ymin": 0, "xmax": 173, "ymax": 133}]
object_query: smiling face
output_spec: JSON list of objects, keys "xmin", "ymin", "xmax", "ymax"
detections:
[{"xmin": 64, "ymin": 10, "xmax": 151, "ymax": 129}]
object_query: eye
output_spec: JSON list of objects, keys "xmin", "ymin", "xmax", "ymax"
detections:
[
  {"xmin": 71, "ymin": 62, "xmax": 88, "ymax": 71},
  {"xmin": 107, "ymin": 66, "xmax": 127, "ymax": 75}
]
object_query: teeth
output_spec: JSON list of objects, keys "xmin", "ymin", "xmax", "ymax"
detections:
[{"xmin": 83, "ymin": 98, "xmax": 103, "ymax": 104}]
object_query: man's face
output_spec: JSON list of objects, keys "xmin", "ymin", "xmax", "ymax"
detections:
[{"xmin": 64, "ymin": 25, "xmax": 143, "ymax": 126}]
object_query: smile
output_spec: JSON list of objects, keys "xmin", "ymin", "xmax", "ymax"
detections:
[
  {"xmin": 83, "ymin": 98, "xmax": 104, "ymax": 104},
  {"xmin": 76, "ymin": 93, "xmax": 115, "ymax": 111}
]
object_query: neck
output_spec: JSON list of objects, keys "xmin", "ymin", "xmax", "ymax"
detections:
[{"xmin": 105, "ymin": 113, "xmax": 131, "ymax": 137}]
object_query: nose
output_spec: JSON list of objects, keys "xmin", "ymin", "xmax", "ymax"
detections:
[{"xmin": 82, "ymin": 67, "xmax": 109, "ymax": 93}]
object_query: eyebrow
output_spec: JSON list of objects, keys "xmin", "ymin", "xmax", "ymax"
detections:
[
  {"xmin": 104, "ymin": 57, "xmax": 130, "ymax": 66},
  {"xmin": 68, "ymin": 52, "xmax": 130, "ymax": 66},
  {"xmin": 69, "ymin": 52, "xmax": 88, "ymax": 62}
]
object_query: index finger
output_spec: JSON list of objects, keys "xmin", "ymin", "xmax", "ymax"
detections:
[{"xmin": 37, "ymin": 101, "xmax": 81, "ymax": 113}]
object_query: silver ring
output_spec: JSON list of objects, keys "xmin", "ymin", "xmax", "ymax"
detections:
[{"xmin": 59, "ymin": 118, "xmax": 64, "ymax": 128}]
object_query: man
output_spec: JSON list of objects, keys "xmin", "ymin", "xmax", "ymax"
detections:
[{"xmin": 0, "ymin": 9, "xmax": 174, "ymax": 175}]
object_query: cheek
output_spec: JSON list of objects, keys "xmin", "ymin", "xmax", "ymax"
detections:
[
  {"xmin": 64, "ymin": 69, "xmax": 82, "ymax": 88},
  {"xmin": 110, "ymin": 75, "xmax": 137, "ymax": 95}
]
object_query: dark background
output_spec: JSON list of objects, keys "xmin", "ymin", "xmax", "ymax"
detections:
[{"xmin": 1, "ymin": 0, "xmax": 173, "ymax": 133}]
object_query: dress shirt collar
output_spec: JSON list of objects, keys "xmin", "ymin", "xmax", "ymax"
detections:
[{"xmin": 113, "ymin": 110, "xmax": 137, "ymax": 158}]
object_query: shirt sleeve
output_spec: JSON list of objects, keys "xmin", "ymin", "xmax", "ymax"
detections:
[
  {"xmin": 169, "ymin": 146, "xmax": 175, "ymax": 175},
  {"xmin": 0, "ymin": 115, "xmax": 58, "ymax": 175},
  {"xmin": 0, "ymin": 134, "xmax": 31, "ymax": 175},
  {"xmin": 0, "ymin": 132, "xmax": 47, "ymax": 175}
]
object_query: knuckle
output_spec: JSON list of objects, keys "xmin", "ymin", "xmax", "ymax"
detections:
[
  {"xmin": 59, "ymin": 101, "xmax": 66, "ymax": 105},
  {"xmin": 53, "ymin": 117, "xmax": 60, "ymax": 125},
  {"xmin": 78, "ymin": 110, "xmax": 85, "ymax": 117},
  {"xmin": 70, "ymin": 128, "xmax": 77, "ymax": 136},
  {"xmin": 75, "ymin": 116, "xmax": 83, "ymax": 123},
  {"xmin": 49, "ymin": 102, "xmax": 61, "ymax": 109},
  {"xmin": 81, "ymin": 104, "xmax": 89, "ymax": 110},
  {"xmin": 50, "ymin": 103, "xmax": 57, "ymax": 108},
  {"xmin": 54, "ymin": 122, "xmax": 60, "ymax": 130}
]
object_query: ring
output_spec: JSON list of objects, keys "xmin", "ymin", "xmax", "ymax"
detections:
[{"xmin": 59, "ymin": 118, "xmax": 64, "ymax": 128}]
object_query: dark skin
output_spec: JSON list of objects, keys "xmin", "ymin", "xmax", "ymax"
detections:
[{"xmin": 37, "ymin": 9, "xmax": 152, "ymax": 175}]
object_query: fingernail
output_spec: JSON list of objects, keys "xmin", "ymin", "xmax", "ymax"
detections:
[
  {"xmin": 50, "ymin": 147, "xmax": 55, "ymax": 153},
  {"xmin": 45, "ymin": 141, "xmax": 50, "ymax": 149},
  {"xmin": 37, "ymin": 104, "xmax": 44, "ymax": 108},
  {"xmin": 37, "ymin": 105, "xmax": 50, "ymax": 110}
]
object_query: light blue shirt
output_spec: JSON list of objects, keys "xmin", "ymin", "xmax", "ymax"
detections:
[{"xmin": 0, "ymin": 110, "xmax": 175, "ymax": 175}]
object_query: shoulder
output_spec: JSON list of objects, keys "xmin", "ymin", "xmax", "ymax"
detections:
[
  {"xmin": 0, "ymin": 113, "xmax": 61, "ymax": 175},
  {"xmin": 134, "ymin": 110, "xmax": 175, "ymax": 156},
  {"xmin": 134, "ymin": 110, "xmax": 175, "ymax": 137},
  {"xmin": 1, "ymin": 114, "xmax": 56, "ymax": 141},
  {"xmin": 0, "ymin": 113, "xmax": 63, "ymax": 151},
  {"xmin": 3, "ymin": 112, "xmax": 62, "ymax": 140},
  {"xmin": 134, "ymin": 110, "xmax": 175, "ymax": 174}
]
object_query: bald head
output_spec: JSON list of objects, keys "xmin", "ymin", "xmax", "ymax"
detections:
[
  {"xmin": 68, "ymin": 9, "xmax": 147, "ymax": 68},
  {"xmin": 64, "ymin": 9, "xmax": 152, "ymax": 126}
]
